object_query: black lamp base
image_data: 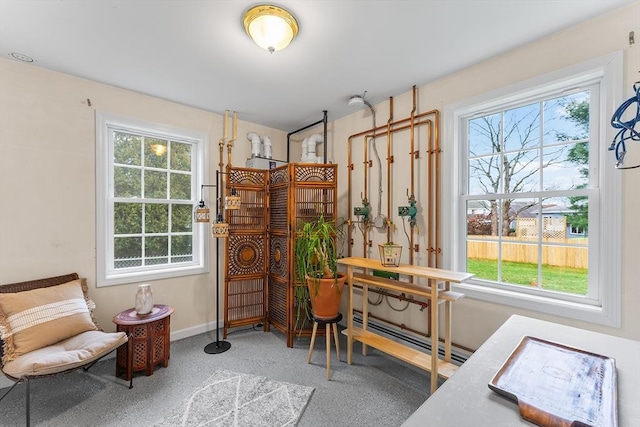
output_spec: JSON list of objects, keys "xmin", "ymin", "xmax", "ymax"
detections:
[{"xmin": 204, "ymin": 340, "xmax": 231, "ymax": 354}]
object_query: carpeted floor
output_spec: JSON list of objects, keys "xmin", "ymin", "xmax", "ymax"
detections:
[
  {"xmin": 0, "ymin": 325, "xmax": 433, "ymax": 426},
  {"xmin": 154, "ymin": 369, "xmax": 314, "ymax": 426}
]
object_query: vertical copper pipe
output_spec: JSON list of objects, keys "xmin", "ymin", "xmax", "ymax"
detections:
[
  {"xmin": 386, "ymin": 96, "xmax": 393, "ymax": 242},
  {"xmin": 433, "ymin": 110, "xmax": 440, "ymax": 268},
  {"xmin": 426, "ymin": 121, "xmax": 433, "ymax": 267},
  {"xmin": 347, "ymin": 136, "xmax": 353, "ymax": 257},
  {"xmin": 363, "ymin": 134, "xmax": 368, "ymax": 209},
  {"xmin": 363, "ymin": 134, "xmax": 369, "ymax": 257},
  {"xmin": 409, "ymin": 86, "xmax": 417, "ymax": 267}
]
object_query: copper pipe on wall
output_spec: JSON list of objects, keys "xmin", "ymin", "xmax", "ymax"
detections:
[
  {"xmin": 362, "ymin": 134, "xmax": 370, "ymax": 257},
  {"xmin": 352, "ymin": 308, "xmax": 475, "ymax": 354},
  {"xmin": 409, "ymin": 86, "xmax": 417, "ymax": 268},
  {"xmin": 363, "ymin": 134, "xmax": 368, "ymax": 211},
  {"xmin": 347, "ymin": 132, "xmax": 353, "ymax": 257},
  {"xmin": 346, "ymin": 108, "xmax": 440, "ymax": 257},
  {"xmin": 433, "ymin": 110, "xmax": 441, "ymax": 268},
  {"xmin": 386, "ymin": 96, "xmax": 393, "ymax": 242},
  {"xmin": 427, "ymin": 119, "xmax": 433, "ymax": 267},
  {"xmin": 346, "ymin": 116, "xmax": 431, "ymax": 257}
]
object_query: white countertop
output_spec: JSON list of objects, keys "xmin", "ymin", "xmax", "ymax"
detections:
[{"xmin": 402, "ymin": 315, "xmax": 640, "ymax": 427}]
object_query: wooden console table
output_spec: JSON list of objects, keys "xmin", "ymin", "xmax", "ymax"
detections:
[{"xmin": 337, "ymin": 257, "xmax": 474, "ymax": 393}]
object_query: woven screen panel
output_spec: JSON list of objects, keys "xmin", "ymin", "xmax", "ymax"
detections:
[
  {"xmin": 226, "ymin": 278, "xmax": 265, "ymax": 322},
  {"xmin": 293, "ymin": 164, "xmax": 336, "ymax": 183},
  {"xmin": 269, "ymin": 235, "xmax": 288, "ymax": 279},
  {"xmin": 294, "ymin": 187, "xmax": 335, "ymax": 231},
  {"xmin": 269, "ymin": 186, "xmax": 288, "ymax": 232},
  {"xmin": 227, "ymin": 234, "xmax": 265, "ymax": 277},
  {"xmin": 267, "ymin": 277, "xmax": 287, "ymax": 333},
  {"xmin": 269, "ymin": 165, "xmax": 289, "ymax": 186}
]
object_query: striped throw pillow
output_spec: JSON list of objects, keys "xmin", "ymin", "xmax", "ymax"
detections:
[{"xmin": 0, "ymin": 279, "xmax": 97, "ymax": 363}]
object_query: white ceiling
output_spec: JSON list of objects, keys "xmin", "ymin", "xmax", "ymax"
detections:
[{"xmin": 0, "ymin": 0, "xmax": 633, "ymax": 131}]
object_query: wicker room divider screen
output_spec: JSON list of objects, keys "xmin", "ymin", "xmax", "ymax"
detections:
[
  {"xmin": 223, "ymin": 167, "xmax": 269, "ymax": 337},
  {"xmin": 222, "ymin": 164, "xmax": 337, "ymax": 347}
]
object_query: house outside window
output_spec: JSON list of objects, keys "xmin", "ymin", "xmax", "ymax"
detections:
[
  {"xmin": 444, "ymin": 53, "xmax": 622, "ymax": 326},
  {"xmin": 96, "ymin": 112, "xmax": 209, "ymax": 286}
]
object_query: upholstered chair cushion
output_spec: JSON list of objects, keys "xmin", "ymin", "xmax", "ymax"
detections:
[
  {"xmin": 1, "ymin": 330, "xmax": 128, "ymax": 378},
  {"xmin": 0, "ymin": 279, "xmax": 97, "ymax": 363}
]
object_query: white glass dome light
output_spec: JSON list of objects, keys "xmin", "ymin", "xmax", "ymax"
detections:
[{"xmin": 243, "ymin": 5, "xmax": 299, "ymax": 53}]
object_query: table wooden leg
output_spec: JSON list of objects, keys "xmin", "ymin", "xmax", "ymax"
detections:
[
  {"xmin": 362, "ymin": 283, "xmax": 368, "ymax": 356},
  {"xmin": 347, "ymin": 266, "xmax": 353, "ymax": 365},
  {"xmin": 430, "ymin": 278, "xmax": 439, "ymax": 393},
  {"xmin": 444, "ymin": 281, "xmax": 452, "ymax": 363}
]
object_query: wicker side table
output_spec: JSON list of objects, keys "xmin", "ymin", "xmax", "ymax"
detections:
[{"xmin": 113, "ymin": 304, "xmax": 174, "ymax": 383}]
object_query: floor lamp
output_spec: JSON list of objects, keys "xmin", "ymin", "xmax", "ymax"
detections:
[{"xmin": 195, "ymin": 170, "xmax": 239, "ymax": 354}]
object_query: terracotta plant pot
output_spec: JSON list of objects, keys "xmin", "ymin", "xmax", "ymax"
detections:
[{"xmin": 306, "ymin": 272, "xmax": 346, "ymax": 320}]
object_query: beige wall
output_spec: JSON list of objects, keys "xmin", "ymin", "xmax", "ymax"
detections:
[
  {"xmin": 1, "ymin": 2, "xmax": 638, "ymax": 350},
  {"xmin": 0, "ymin": 62, "xmax": 286, "ymax": 335},
  {"xmin": 329, "ymin": 2, "xmax": 640, "ymax": 348}
]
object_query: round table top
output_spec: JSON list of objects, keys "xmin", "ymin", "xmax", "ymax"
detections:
[{"xmin": 112, "ymin": 304, "xmax": 174, "ymax": 325}]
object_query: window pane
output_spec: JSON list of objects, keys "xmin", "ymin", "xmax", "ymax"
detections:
[
  {"xmin": 503, "ymin": 149, "xmax": 540, "ymax": 193},
  {"xmin": 469, "ymin": 113, "xmax": 501, "ymax": 157},
  {"xmin": 171, "ymin": 142, "xmax": 192, "ymax": 171},
  {"xmin": 510, "ymin": 198, "xmax": 539, "ymax": 239},
  {"xmin": 145, "ymin": 138, "xmax": 168, "ymax": 168},
  {"xmin": 468, "ymin": 155, "xmax": 501, "ymax": 195},
  {"xmin": 170, "ymin": 173, "xmax": 191, "ymax": 200},
  {"xmin": 504, "ymin": 103, "xmax": 540, "ymax": 152},
  {"xmin": 567, "ymin": 196, "xmax": 589, "ymax": 237},
  {"xmin": 543, "ymin": 144, "xmax": 585, "ymax": 191},
  {"xmin": 144, "ymin": 170, "xmax": 167, "ymax": 199},
  {"xmin": 114, "ymin": 132, "xmax": 141, "ymax": 166},
  {"xmin": 500, "ymin": 242, "xmax": 538, "ymax": 287},
  {"xmin": 467, "ymin": 242, "xmax": 498, "ymax": 281},
  {"xmin": 171, "ymin": 235, "xmax": 192, "ymax": 257},
  {"xmin": 172, "ymin": 204, "xmax": 193, "ymax": 232},
  {"xmin": 467, "ymin": 200, "xmax": 493, "ymax": 236},
  {"xmin": 114, "ymin": 237, "xmax": 142, "ymax": 268},
  {"xmin": 145, "ymin": 203, "xmax": 168, "ymax": 233},
  {"xmin": 544, "ymin": 91, "xmax": 589, "ymax": 145},
  {"xmin": 541, "ymin": 246, "xmax": 588, "ymax": 296},
  {"xmin": 145, "ymin": 236, "xmax": 168, "ymax": 259},
  {"xmin": 114, "ymin": 202, "xmax": 141, "ymax": 234},
  {"xmin": 114, "ymin": 166, "xmax": 141, "ymax": 198}
]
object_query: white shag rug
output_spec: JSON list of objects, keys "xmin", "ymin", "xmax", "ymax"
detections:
[{"xmin": 154, "ymin": 369, "xmax": 314, "ymax": 427}]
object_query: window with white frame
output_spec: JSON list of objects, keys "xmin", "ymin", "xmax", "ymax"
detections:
[
  {"xmin": 444, "ymin": 53, "xmax": 622, "ymax": 326},
  {"xmin": 96, "ymin": 112, "xmax": 209, "ymax": 286}
]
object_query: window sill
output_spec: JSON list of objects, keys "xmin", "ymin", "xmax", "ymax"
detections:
[
  {"xmin": 98, "ymin": 264, "xmax": 208, "ymax": 287},
  {"xmin": 452, "ymin": 281, "xmax": 618, "ymax": 328}
]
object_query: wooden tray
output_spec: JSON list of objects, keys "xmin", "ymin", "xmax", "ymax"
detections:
[{"xmin": 489, "ymin": 336, "xmax": 617, "ymax": 427}]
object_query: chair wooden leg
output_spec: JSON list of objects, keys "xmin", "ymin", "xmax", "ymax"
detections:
[
  {"xmin": 332, "ymin": 323, "xmax": 341, "ymax": 362},
  {"xmin": 326, "ymin": 323, "xmax": 331, "ymax": 380},
  {"xmin": 307, "ymin": 322, "xmax": 318, "ymax": 364}
]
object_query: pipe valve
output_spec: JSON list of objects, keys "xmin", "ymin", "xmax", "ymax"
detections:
[
  {"xmin": 353, "ymin": 197, "xmax": 371, "ymax": 225},
  {"xmin": 398, "ymin": 194, "xmax": 418, "ymax": 228}
]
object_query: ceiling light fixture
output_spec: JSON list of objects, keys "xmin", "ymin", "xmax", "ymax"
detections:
[{"xmin": 243, "ymin": 4, "xmax": 299, "ymax": 53}]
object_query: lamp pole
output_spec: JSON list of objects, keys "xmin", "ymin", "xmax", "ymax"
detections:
[{"xmin": 204, "ymin": 169, "xmax": 231, "ymax": 354}]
